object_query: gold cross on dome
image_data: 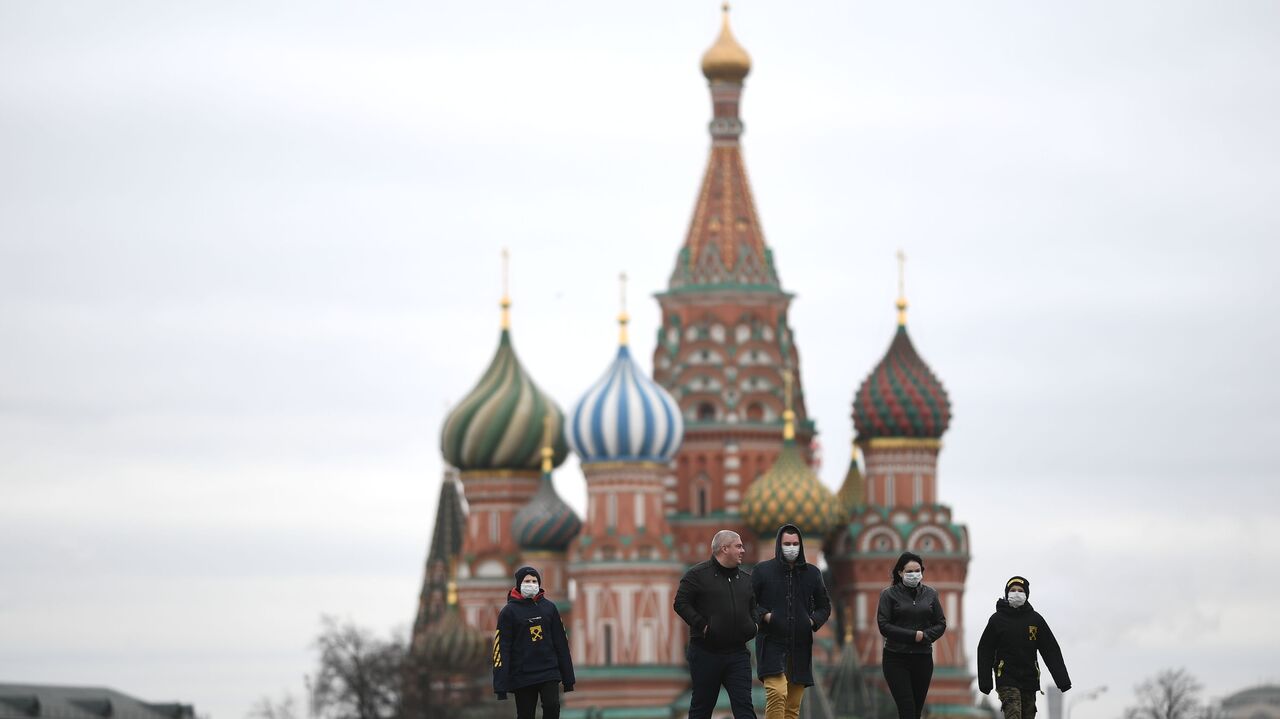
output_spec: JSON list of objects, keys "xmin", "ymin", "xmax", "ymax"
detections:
[
  {"xmin": 500, "ymin": 247, "xmax": 512, "ymax": 329},
  {"xmin": 895, "ymin": 249, "xmax": 909, "ymax": 326}
]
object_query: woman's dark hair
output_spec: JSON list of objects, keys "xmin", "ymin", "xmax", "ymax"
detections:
[{"xmin": 890, "ymin": 551, "xmax": 925, "ymax": 585}]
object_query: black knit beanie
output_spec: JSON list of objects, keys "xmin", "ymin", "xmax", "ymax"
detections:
[
  {"xmin": 1005, "ymin": 575, "xmax": 1030, "ymax": 598},
  {"xmin": 515, "ymin": 566, "xmax": 542, "ymax": 587}
]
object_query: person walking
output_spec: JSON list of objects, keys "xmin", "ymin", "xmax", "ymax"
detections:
[
  {"xmin": 674, "ymin": 529, "xmax": 759, "ymax": 719},
  {"xmin": 877, "ymin": 551, "xmax": 947, "ymax": 719},
  {"xmin": 977, "ymin": 576, "xmax": 1071, "ymax": 719},
  {"xmin": 751, "ymin": 524, "xmax": 831, "ymax": 719},
  {"xmin": 493, "ymin": 566, "xmax": 575, "ymax": 719}
]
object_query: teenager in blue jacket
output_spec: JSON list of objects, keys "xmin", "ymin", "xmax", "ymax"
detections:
[{"xmin": 493, "ymin": 566, "xmax": 575, "ymax": 719}]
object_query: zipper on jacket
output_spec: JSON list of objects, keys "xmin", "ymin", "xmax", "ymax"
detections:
[{"xmin": 727, "ymin": 572, "xmax": 735, "ymax": 637}]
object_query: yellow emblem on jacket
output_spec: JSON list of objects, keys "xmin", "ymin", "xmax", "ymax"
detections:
[
  {"xmin": 530, "ymin": 625, "xmax": 544, "ymax": 642},
  {"xmin": 1028, "ymin": 625, "xmax": 1038, "ymax": 641}
]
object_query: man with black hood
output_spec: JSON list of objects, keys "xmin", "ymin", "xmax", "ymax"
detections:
[
  {"xmin": 750, "ymin": 524, "xmax": 832, "ymax": 719},
  {"xmin": 977, "ymin": 576, "xmax": 1071, "ymax": 719},
  {"xmin": 493, "ymin": 566, "xmax": 575, "ymax": 719}
]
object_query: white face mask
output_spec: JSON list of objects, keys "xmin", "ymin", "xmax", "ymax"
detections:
[
  {"xmin": 781, "ymin": 545, "xmax": 800, "ymax": 562},
  {"xmin": 902, "ymin": 571, "xmax": 923, "ymax": 588},
  {"xmin": 1007, "ymin": 591, "xmax": 1027, "ymax": 608},
  {"xmin": 520, "ymin": 582, "xmax": 539, "ymax": 599}
]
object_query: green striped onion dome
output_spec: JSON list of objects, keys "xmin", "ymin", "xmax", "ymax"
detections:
[
  {"xmin": 852, "ymin": 325, "xmax": 951, "ymax": 439},
  {"xmin": 512, "ymin": 470, "xmax": 582, "ymax": 551},
  {"xmin": 441, "ymin": 329, "xmax": 569, "ymax": 472},
  {"xmin": 422, "ymin": 606, "xmax": 490, "ymax": 673},
  {"xmin": 741, "ymin": 440, "xmax": 844, "ymax": 539}
]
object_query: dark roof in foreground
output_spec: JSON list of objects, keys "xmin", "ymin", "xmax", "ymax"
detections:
[{"xmin": 0, "ymin": 684, "xmax": 194, "ymax": 719}]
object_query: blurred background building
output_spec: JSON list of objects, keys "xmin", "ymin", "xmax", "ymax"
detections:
[
  {"xmin": 0, "ymin": 685, "xmax": 194, "ymax": 719},
  {"xmin": 1222, "ymin": 686, "xmax": 1280, "ymax": 719}
]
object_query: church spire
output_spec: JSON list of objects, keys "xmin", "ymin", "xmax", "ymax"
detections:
[
  {"xmin": 896, "ymin": 249, "xmax": 909, "ymax": 326},
  {"xmin": 666, "ymin": 5, "xmax": 777, "ymax": 292}
]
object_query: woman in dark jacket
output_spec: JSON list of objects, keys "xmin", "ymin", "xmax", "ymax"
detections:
[
  {"xmin": 877, "ymin": 551, "xmax": 946, "ymax": 719},
  {"xmin": 493, "ymin": 566, "xmax": 575, "ymax": 719}
]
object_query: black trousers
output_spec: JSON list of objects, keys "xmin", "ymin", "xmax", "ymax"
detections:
[
  {"xmin": 882, "ymin": 650, "xmax": 933, "ymax": 719},
  {"xmin": 513, "ymin": 681, "xmax": 559, "ymax": 719},
  {"xmin": 688, "ymin": 643, "xmax": 756, "ymax": 719}
]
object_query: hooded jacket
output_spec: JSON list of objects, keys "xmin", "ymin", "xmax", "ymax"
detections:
[
  {"xmin": 876, "ymin": 578, "xmax": 946, "ymax": 655},
  {"xmin": 977, "ymin": 597, "xmax": 1070, "ymax": 694},
  {"xmin": 673, "ymin": 555, "xmax": 758, "ymax": 654},
  {"xmin": 750, "ymin": 524, "xmax": 831, "ymax": 686},
  {"xmin": 492, "ymin": 567, "xmax": 575, "ymax": 698}
]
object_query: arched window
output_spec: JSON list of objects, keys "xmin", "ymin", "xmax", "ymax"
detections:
[
  {"xmin": 746, "ymin": 402, "xmax": 764, "ymax": 422},
  {"xmin": 697, "ymin": 403, "xmax": 716, "ymax": 421}
]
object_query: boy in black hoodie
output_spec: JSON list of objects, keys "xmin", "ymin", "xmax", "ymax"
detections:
[
  {"xmin": 493, "ymin": 566, "xmax": 575, "ymax": 719},
  {"xmin": 977, "ymin": 576, "xmax": 1071, "ymax": 719}
]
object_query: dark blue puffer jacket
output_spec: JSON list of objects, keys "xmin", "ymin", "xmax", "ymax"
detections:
[{"xmin": 492, "ymin": 586, "xmax": 575, "ymax": 697}]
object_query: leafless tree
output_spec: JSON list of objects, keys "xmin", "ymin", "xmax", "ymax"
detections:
[
  {"xmin": 307, "ymin": 616, "xmax": 407, "ymax": 719},
  {"xmin": 1125, "ymin": 668, "xmax": 1204, "ymax": 719},
  {"xmin": 247, "ymin": 693, "xmax": 299, "ymax": 719}
]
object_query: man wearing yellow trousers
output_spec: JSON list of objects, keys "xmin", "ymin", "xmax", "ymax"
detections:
[{"xmin": 751, "ymin": 524, "xmax": 831, "ymax": 719}]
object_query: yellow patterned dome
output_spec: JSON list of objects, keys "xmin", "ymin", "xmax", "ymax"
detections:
[
  {"xmin": 835, "ymin": 444, "xmax": 865, "ymax": 518},
  {"xmin": 742, "ymin": 440, "xmax": 844, "ymax": 539},
  {"xmin": 701, "ymin": 3, "xmax": 751, "ymax": 83}
]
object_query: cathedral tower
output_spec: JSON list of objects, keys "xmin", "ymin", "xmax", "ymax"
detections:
[
  {"xmin": 440, "ymin": 254, "xmax": 570, "ymax": 630},
  {"xmin": 653, "ymin": 4, "xmax": 817, "ymax": 564},
  {"xmin": 828, "ymin": 256, "xmax": 975, "ymax": 716},
  {"xmin": 566, "ymin": 279, "xmax": 689, "ymax": 709},
  {"xmin": 512, "ymin": 421, "xmax": 582, "ymax": 603}
]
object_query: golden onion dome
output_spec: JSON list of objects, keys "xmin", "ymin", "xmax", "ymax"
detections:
[
  {"xmin": 741, "ymin": 440, "xmax": 844, "ymax": 539},
  {"xmin": 701, "ymin": 3, "xmax": 751, "ymax": 84},
  {"xmin": 741, "ymin": 370, "xmax": 843, "ymax": 539}
]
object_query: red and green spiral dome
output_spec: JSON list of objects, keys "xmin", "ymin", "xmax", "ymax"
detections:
[{"xmin": 852, "ymin": 325, "xmax": 951, "ymax": 439}]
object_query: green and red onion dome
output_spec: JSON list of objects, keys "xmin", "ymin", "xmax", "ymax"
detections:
[
  {"xmin": 741, "ymin": 439, "xmax": 844, "ymax": 539},
  {"xmin": 440, "ymin": 329, "xmax": 569, "ymax": 472},
  {"xmin": 852, "ymin": 325, "xmax": 951, "ymax": 439},
  {"xmin": 512, "ymin": 466, "xmax": 582, "ymax": 551}
]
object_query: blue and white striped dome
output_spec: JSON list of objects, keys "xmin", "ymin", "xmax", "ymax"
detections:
[{"xmin": 568, "ymin": 344, "xmax": 684, "ymax": 464}]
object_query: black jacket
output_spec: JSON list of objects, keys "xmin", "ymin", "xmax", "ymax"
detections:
[
  {"xmin": 876, "ymin": 582, "xmax": 946, "ymax": 655},
  {"xmin": 493, "ymin": 588, "xmax": 575, "ymax": 697},
  {"xmin": 977, "ymin": 599, "xmax": 1070, "ymax": 694},
  {"xmin": 674, "ymin": 557, "xmax": 758, "ymax": 653},
  {"xmin": 750, "ymin": 524, "xmax": 831, "ymax": 686}
]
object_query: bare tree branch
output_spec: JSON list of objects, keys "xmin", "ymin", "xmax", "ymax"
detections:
[
  {"xmin": 307, "ymin": 616, "xmax": 406, "ymax": 719},
  {"xmin": 1125, "ymin": 668, "xmax": 1205, "ymax": 719}
]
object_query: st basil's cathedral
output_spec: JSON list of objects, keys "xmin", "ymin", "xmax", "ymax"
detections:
[{"xmin": 404, "ymin": 7, "xmax": 977, "ymax": 719}]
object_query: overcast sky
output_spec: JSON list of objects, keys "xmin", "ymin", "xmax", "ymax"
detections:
[{"xmin": 2, "ymin": 3, "xmax": 1278, "ymax": 719}]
